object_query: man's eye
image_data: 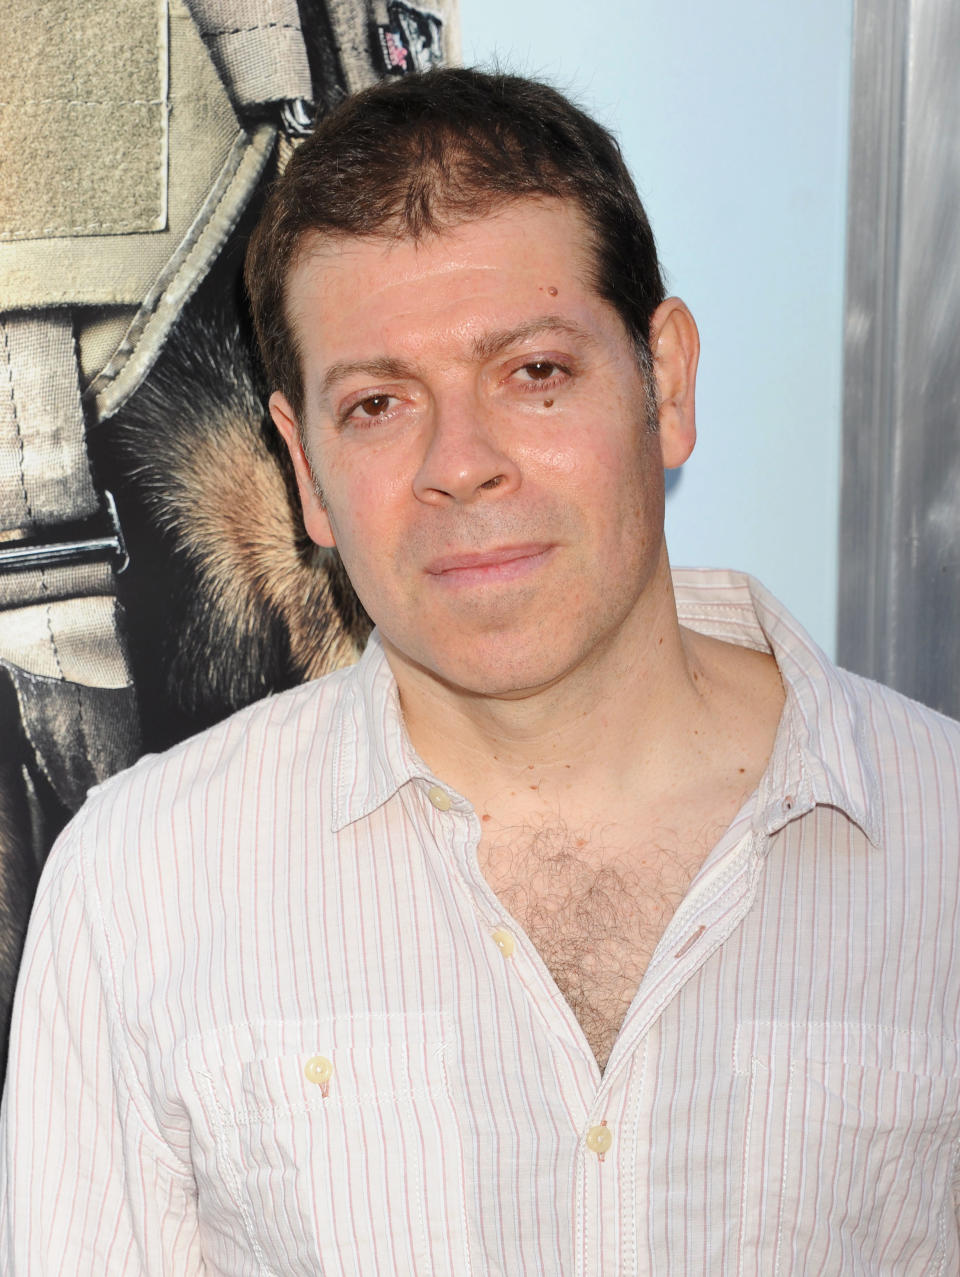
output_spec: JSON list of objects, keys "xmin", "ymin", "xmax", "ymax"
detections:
[
  {"xmin": 339, "ymin": 393, "xmax": 399, "ymax": 429},
  {"xmin": 521, "ymin": 361, "xmax": 559, "ymax": 381},
  {"xmin": 356, "ymin": 394, "xmax": 393, "ymax": 416}
]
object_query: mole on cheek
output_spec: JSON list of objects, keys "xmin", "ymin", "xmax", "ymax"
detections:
[{"xmin": 547, "ymin": 286, "xmax": 558, "ymax": 296}]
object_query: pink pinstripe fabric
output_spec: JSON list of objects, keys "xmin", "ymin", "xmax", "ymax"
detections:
[{"xmin": 2, "ymin": 570, "xmax": 960, "ymax": 1275}]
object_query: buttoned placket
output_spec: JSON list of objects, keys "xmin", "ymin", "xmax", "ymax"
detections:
[
  {"xmin": 419, "ymin": 768, "xmax": 609, "ymax": 1078},
  {"xmin": 579, "ymin": 709, "xmax": 820, "ymax": 1274},
  {"xmin": 423, "ymin": 776, "xmax": 614, "ymax": 1271},
  {"xmin": 420, "ymin": 774, "xmax": 779, "ymax": 1275},
  {"xmin": 574, "ymin": 826, "xmax": 771, "ymax": 1275},
  {"xmin": 423, "ymin": 776, "xmax": 534, "ymax": 977}
]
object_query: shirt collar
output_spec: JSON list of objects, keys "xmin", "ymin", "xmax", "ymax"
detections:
[
  {"xmin": 672, "ymin": 569, "xmax": 881, "ymax": 844},
  {"xmin": 329, "ymin": 631, "xmax": 432, "ymax": 832},
  {"xmin": 330, "ymin": 570, "xmax": 882, "ymax": 845}
]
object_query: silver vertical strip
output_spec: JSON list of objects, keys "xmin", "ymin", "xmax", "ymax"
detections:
[{"xmin": 839, "ymin": 0, "xmax": 960, "ymax": 718}]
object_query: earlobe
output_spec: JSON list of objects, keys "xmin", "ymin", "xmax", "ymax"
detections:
[
  {"xmin": 649, "ymin": 298, "xmax": 699, "ymax": 469},
  {"xmin": 268, "ymin": 390, "xmax": 337, "ymax": 548}
]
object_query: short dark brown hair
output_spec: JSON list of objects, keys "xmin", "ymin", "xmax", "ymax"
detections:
[{"xmin": 245, "ymin": 67, "xmax": 665, "ymax": 421}]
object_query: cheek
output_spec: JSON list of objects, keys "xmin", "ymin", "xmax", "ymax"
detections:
[
  {"xmin": 322, "ymin": 462, "xmax": 407, "ymax": 561},
  {"xmin": 525, "ymin": 420, "xmax": 644, "ymax": 501},
  {"xmin": 519, "ymin": 418, "xmax": 619, "ymax": 485}
]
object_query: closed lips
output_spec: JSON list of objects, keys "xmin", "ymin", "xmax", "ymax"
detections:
[{"xmin": 425, "ymin": 545, "xmax": 553, "ymax": 575}]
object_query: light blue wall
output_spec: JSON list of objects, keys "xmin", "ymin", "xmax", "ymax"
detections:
[{"xmin": 461, "ymin": 1, "xmax": 853, "ymax": 656}]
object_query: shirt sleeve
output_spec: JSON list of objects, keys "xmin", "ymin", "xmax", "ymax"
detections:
[{"xmin": 0, "ymin": 819, "xmax": 205, "ymax": 1274}]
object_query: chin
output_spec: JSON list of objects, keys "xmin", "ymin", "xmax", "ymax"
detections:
[
  {"xmin": 379, "ymin": 607, "xmax": 601, "ymax": 698},
  {"xmin": 420, "ymin": 641, "xmax": 577, "ymax": 700}
]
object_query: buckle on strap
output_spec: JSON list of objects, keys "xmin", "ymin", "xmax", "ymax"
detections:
[{"xmin": 0, "ymin": 490, "xmax": 129, "ymax": 575}]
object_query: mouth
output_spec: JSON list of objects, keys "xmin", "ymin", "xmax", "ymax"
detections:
[{"xmin": 424, "ymin": 543, "xmax": 555, "ymax": 586}]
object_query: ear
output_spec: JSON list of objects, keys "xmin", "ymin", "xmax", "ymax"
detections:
[
  {"xmin": 269, "ymin": 391, "xmax": 337, "ymax": 548},
  {"xmin": 649, "ymin": 297, "xmax": 699, "ymax": 469}
]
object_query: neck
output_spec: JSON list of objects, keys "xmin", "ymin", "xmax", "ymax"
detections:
[{"xmin": 384, "ymin": 568, "xmax": 712, "ymax": 812}]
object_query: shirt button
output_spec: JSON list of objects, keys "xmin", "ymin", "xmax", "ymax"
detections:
[
  {"xmin": 586, "ymin": 1123, "xmax": 613, "ymax": 1156},
  {"xmin": 491, "ymin": 927, "xmax": 515, "ymax": 957},
  {"xmin": 304, "ymin": 1055, "xmax": 334, "ymax": 1086},
  {"xmin": 427, "ymin": 784, "xmax": 453, "ymax": 811}
]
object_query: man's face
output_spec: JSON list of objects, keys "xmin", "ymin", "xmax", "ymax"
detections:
[{"xmin": 272, "ymin": 198, "xmax": 695, "ymax": 699}]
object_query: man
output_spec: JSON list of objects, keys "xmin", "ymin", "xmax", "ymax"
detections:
[{"xmin": 2, "ymin": 68, "xmax": 960, "ymax": 1275}]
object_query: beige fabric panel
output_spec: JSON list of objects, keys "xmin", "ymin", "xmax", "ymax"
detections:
[
  {"xmin": 0, "ymin": 594, "xmax": 131, "ymax": 686},
  {"xmin": 87, "ymin": 120, "xmax": 276, "ymax": 418},
  {"xmin": 186, "ymin": 0, "xmax": 312, "ymax": 105},
  {"xmin": 0, "ymin": 0, "xmax": 243, "ymax": 310},
  {"xmin": 0, "ymin": 313, "xmax": 130, "ymax": 688},
  {"xmin": 0, "ymin": 0, "xmax": 168, "ymax": 241},
  {"xmin": 327, "ymin": 0, "xmax": 380, "ymax": 93},
  {"xmin": 0, "ymin": 559, "xmax": 119, "ymax": 611},
  {"xmin": 0, "ymin": 312, "xmax": 99, "ymax": 533}
]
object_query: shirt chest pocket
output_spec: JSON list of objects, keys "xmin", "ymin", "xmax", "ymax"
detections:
[
  {"xmin": 192, "ymin": 1014, "xmax": 472, "ymax": 1277},
  {"xmin": 732, "ymin": 1020, "xmax": 960, "ymax": 1274}
]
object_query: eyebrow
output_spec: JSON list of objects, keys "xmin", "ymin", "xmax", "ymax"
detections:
[
  {"xmin": 318, "ymin": 355, "xmax": 414, "ymax": 400},
  {"xmin": 469, "ymin": 315, "xmax": 595, "ymax": 362},
  {"xmin": 317, "ymin": 315, "xmax": 594, "ymax": 400}
]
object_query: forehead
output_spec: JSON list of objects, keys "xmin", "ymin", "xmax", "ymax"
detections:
[{"xmin": 284, "ymin": 198, "xmax": 606, "ymax": 351}]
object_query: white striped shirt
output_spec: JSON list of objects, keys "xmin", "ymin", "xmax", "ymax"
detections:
[{"xmin": 2, "ymin": 569, "xmax": 960, "ymax": 1275}]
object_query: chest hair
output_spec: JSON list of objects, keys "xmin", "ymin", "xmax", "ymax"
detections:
[{"xmin": 479, "ymin": 819, "xmax": 709, "ymax": 1071}]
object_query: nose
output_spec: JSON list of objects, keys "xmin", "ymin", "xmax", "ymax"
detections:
[{"xmin": 412, "ymin": 398, "xmax": 521, "ymax": 505}]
